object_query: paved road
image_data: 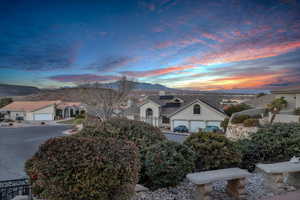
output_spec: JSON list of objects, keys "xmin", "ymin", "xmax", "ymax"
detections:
[{"xmin": 0, "ymin": 125, "xmax": 71, "ymax": 180}]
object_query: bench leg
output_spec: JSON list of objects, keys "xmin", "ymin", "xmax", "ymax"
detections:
[
  {"xmin": 194, "ymin": 184, "xmax": 212, "ymax": 200},
  {"xmin": 226, "ymin": 178, "xmax": 247, "ymax": 200},
  {"xmin": 264, "ymin": 173, "xmax": 285, "ymax": 191},
  {"xmin": 286, "ymin": 172, "xmax": 300, "ymax": 188}
]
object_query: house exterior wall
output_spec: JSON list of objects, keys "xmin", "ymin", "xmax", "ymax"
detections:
[
  {"xmin": 32, "ymin": 105, "xmax": 55, "ymax": 120},
  {"xmin": 140, "ymin": 101, "xmax": 160, "ymax": 127},
  {"xmin": 296, "ymin": 94, "xmax": 300, "ymax": 108},
  {"xmin": 9, "ymin": 111, "xmax": 26, "ymax": 120},
  {"xmin": 170, "ymin": 101, "xmax": 226, "ymax": 132}
]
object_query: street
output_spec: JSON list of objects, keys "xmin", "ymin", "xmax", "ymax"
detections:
[{"xmin": 0, "ymin": 125, "xmax": 71, "ymax": 180}]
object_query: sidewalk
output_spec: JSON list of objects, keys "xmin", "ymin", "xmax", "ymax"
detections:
[{"xmin": 264, "ymin": 191, "xmax": 300, "ymax": 200}]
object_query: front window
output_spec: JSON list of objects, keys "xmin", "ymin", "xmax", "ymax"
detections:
[
  {"xmin": 193, "ymin": 104, "xmax": 201, "ymax": 114},
  {"xmin": 146, "ymin": 108, "xmax": 153, "ymax": 118}
]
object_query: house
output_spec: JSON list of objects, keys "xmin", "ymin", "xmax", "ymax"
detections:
[
  {"xmin": 137, "ymin": 94, "xmax": 227, "ymax": 132},
  {"xmin": 0, "ymin": 101, "xmax": 84, "ymax": 121}
]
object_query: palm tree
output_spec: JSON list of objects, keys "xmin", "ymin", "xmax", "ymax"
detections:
[{"xmin": 267, "ymin": 97, "xmax": 288, "ymax": 124}]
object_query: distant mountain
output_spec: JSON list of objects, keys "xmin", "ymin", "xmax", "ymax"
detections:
[
  {"xmin": 0, "ymin": 84, "xmax": 40, "ymax": 97},
  {"xmin": 209, "ymin": 89, "xmax": 270, "ymax": 94},
  {"xmin": 82, "ymin": 81, "xmax": 177, "ymax": 91}
]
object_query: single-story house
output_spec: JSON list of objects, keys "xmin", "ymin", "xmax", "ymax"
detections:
[
  {"xmin": 135, "ymin": 94, "xmax": 227, "ymax": 132},
  {"xmin": 0, "ymin": 101, "xmax": 84, "ymax": 121}
]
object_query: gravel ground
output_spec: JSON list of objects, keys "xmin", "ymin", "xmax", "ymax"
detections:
[{"xmin": 133, "ymin": 173, "xmax": 286, "ymax": 200}]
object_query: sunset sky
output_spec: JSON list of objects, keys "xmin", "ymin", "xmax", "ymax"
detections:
[{"xmin": 0, "ymin": 0, "xmax": 300, "ymax": 90}]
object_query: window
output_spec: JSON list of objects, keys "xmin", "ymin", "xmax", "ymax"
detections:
[
  {"xmin": 193, "ymin": 104, "xmax": 201, "ymax": 114},
  {"xmin": 146, "ymin": 108, "xmax": 153, "ymax": 118},
  {"xmin": 162, "ymin": 116, "xmax": 170, "ymax": 124}
]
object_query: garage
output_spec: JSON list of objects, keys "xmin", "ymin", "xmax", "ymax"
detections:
[
  {"xmin": 34, "ymin": 114, "xmax": 53, "ymax": 121},
  {"xmin": 190, "ymin": 121, "xmax": 206, "ymax": 132},
  {"xmin": 207, "ymin": 121, "xmax": 221, "ymax": 128},
  {"xmin": 173, "ymin": 120, "xmax": 189, "ymax": 130}
]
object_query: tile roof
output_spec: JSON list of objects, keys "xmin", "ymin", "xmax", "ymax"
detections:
[
  {"xmin": 146, "ymin": 95, "xmax": 225, "ymax": 116},
  {"xmin": 0, "ymin": 101, "xmax": 58, "ymax": 112},
  {"xmin": 56, "ymin": 102, "xmax": 82, "ymax": 109}
]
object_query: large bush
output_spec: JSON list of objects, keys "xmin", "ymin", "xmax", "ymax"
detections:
[
  {"xmin": 250, "ymin": 123, "xmax": 300, "ymax": 162},
  {"xmin": 143, "ymin": 141, "xmax": 196, "ymax": 189},
  {"xmin": 184, "ymin": 132, "xmax": 241, "ymax": 171},
  {"xmin": 79, "ymin": 118, "xmax": 166, "ymax": 151},
  {"xmin": 25, "ymin": 136, "xmax": 139, "ymax": 200},
  {"xmin": 243, "ymin": 118, "xmax": 259, "ymax": 127},
  {"xmin": 231, "ymin": 115, "xmax": 250, "ymax": 124},
  {"xmin": 294, "ymin": 108, "xmax": 300, "ymax": 115},
  {"xmin": 224, "ymin": 104, "xmax": 252, "ymax": 116}
]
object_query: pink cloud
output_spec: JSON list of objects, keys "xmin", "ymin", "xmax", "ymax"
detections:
[{"xmin": 202, "ymin": 33, "xmax": 224, "ymax": 42}]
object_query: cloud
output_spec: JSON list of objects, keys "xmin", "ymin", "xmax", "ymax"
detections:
[
  {"xmin": 88, "ymin": 56, "xmax": 136, "ymax": 72},
  {"xmin": 121, "ymin": 65, "xmax": 196, "ymax": 77},
  {"xmin": 202, "ymin": 33, "xmax": 224, "ymax": 42},
  {"xmin": 48, "ymin": 74, "xmax": 120, "ymax": 83}
]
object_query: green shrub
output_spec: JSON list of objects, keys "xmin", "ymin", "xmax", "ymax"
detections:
[
  {"xmin": 243, "ymin": 118, "xmax": 259, "ymax": 127},
  {"xmin": 79, "ymin": 118, "xmax": 166, "ymax": 185},
  {"xmin": 25, "ymin": 136, "xmax": 139, "ymax": 200},
  {"xmin": 231, "ymin": 115, "xmax": 250, "ymax": 124},
  {"xmin": 224, "ymin": 104, "xmax": 252, "ymax": 116},
  {"xmin": 79, "ymin": 118, "xmax": 166, "ymax": 151},
  {"xmin": 221, "ymin": 118, "xmax": 230, "ymax": 131},
  {"xmin": 250, "ymin": 123, "xmax": 300, "ymax": 162},
  {"xmin": 143, "ymin": 141, "xmax": 196, "ymax": 189},
  {"xmin": 294, "ymin": 108, "xmax": 300, "ymax": 115},
  {"xmin": 234, "ymin": 139, "xmax": 262, "ymax": 172},
  {"xmin": 183, "ymin": 132, "xmax": 241, "ymax": 171},
  {"xmin": 74, "ymin": 118, "xmax": 84, "ymax": 125}
]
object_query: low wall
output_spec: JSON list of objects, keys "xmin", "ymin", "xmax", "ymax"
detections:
[
  {"xmin": 274, "ymin": 114, "xmax": 299, "ymax": 123},
  {"xmin": 226, "ymin": 124, "xmax": 258, "ymax": 140}
]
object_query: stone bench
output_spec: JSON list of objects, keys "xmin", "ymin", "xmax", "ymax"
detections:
[
  {"xmin": 186, "ymin": 168, "xmax": 251, "ymax": 200},
  {"xmin": 256, "ymin": 161, "xmax": 300, "ymax": 191}
]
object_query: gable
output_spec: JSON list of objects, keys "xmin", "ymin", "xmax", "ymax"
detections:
[{"xmin": 169, "ymin": 100, "xmax": 226, "ymax": 121}]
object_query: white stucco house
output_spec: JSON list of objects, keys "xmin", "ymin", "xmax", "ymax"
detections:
[
  {"xmin": 136, "ymin": 94, "xmax": 228, "ymax": 132},
  {"xmin": 0, "ymin": 101, "xmax": 84, "ymax": 121}
]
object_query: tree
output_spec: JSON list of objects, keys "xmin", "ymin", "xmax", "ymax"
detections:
[
  {"xmin": 256, "ymin": 93, "xmax": 266, "ymax": 98},
  {"xmin": 0, "ymin": 98, "xmax": 13, "ymax": 108},
  {"xmin": 79, "ymin": 77, "xmax": 136, "ymax": 121},
  {"xmin": 267, "ymin": 97, "xmax": 288, "ymax": 124}
]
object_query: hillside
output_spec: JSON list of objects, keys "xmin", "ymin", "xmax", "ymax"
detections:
[{"xmin": 0, "ymin": 84, "xmax": 40, "ymax": 97}]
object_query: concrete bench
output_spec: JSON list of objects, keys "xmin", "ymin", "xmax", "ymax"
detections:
[
  {"xmin": 186, "ymin": 168, "xmax": 251, "ymax": 200},
  {"xmin": 256, "ymin": 161, "xmax": 300, "ymax": 191}
]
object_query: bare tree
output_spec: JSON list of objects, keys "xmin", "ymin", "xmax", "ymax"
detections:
[{"xmin": 79, "ymin": 76, "xmax": 136, "ymax": 121}]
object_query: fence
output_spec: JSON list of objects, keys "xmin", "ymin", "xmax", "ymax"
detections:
[{"xmin": 0, "ymin": 179, "xmax": 31, "ymax": 200}]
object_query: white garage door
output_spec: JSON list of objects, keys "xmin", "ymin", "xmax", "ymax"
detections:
[
  {"xmin": 207, "ymin": 121, "xmax": 221, "ymax": 128},
  {"xmin": 34, "ymin": 114, "xmax": 53, "ymax": 121},
  {"xmin": 173, "ymin": 120, "xmax": 189, "ymax": 130},
  {"xmin": 190, "ymin": 121, "xmax": 206, "ymax": 132}
]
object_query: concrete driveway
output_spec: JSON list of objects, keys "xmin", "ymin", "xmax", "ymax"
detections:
[{"xmin": 0, "ymin": 125, "xmax": 71, "ymax": 180}]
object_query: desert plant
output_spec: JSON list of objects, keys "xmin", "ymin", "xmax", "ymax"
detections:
[
  {"xmin": 243, "ymin": 118, "xmax": 259, "ymax": 127},
  {"xmin": 250, "ymin": 123, "xmax": 300, "ymax": 162},
  {"xmin": 143, "ymin": 141, "xmax": 196, "ymax": 189},
  {"xmin": 267, "ymin": 97, "xmax": 288, "ymax": 124},
  {"xmin": 183, "ymin": 132, "xmax": 241, "ymax": 171},
  {"xmin": 231, "ymin": 115, "xmax": 250, "ymax": 124},
  {"xmin": 25, "ymin": 136, "xmax": 139, "ymax": 200}
]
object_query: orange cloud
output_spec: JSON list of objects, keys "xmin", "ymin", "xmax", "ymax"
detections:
[
  {"xmin": 189, "ymin": 40, "xmax": 300, "ymax": 65},
  {"xmin": 121, "ymin": 65, "xmax": 196, "ymax": 77}
]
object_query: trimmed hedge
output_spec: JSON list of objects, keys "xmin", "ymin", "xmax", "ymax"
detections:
[
  {"xmin": 243, "ymin": 118, "xmax": 259, "ymax": 127},
  {"xmin": 183, "ymin": 132, "xmax": 241, "ymax": 171},
  {"xmin": 25, "ymin": 136, "xmax": 139, "ymax": 200},
  {"xmin": 143, "ymin": 141, "xmax": 196, "ymax": 189},
  {"xmin": 250, "ymin": 123, "xmax": 300, "ymax": 162},
  {"xmin": 231, "ymin": 115, "xmax": 250, "ymax": 124}
]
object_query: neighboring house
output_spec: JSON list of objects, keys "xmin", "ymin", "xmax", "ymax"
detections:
[
  {"xmin": 137, "ymin": 94, "xmax": 227, "ymax": 132},
  {"xmin": 0, "ymin": 101, "xmax": 84, "ymax": 121}
]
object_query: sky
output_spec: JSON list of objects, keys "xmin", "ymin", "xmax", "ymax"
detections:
[{"xmin": 0, "ymin": 0, "xmax": 300, "ymax": 90}]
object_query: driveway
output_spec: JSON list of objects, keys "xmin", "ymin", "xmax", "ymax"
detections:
[
  {"xmin": 164, "ymin": 133, "xmax": 188, "ymax": 143},
  {"xmin": 0, "ymin": 125, "xmax": 71, "ymax": 180}
]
